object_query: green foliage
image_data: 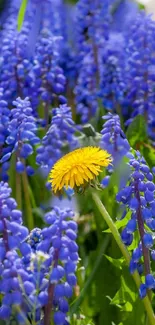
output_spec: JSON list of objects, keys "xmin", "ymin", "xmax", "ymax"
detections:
[
  {"xmin": 69, "ymin": 314, "xmax": 95, "ymax": 325},
  {"xmin": 138, "ymin": 3, "xmax": 145, "ymax": 10},
  {"xmin": 107, "ymin": 261, "xmax": 145, "ymax": 324},
  {"xmin": 0, "ymin": 0, "xmax": 5, "ymax": 12},
  {"xmin": 17, "ymin": 0, "xmax": 28, "ymax": 31},
  {"xmin": 64, "ymin": 0, "xmax": 78, "ymax": 3},
  {"xmin": 126, "ymin": 114, "xmax": 147, "ymax": 148}
]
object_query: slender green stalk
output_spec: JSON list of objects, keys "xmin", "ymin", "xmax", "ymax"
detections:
[
  {"xmin": 92, "ymin": 191, "xmax": 155, "ymax": 325},
  {"xmin": 70, "ymin": 236, "xmax": 110, "ymax": 314},
  {"xmin": 28, "ymin": 184, "xmax": 37, "ymax": 208},
  {"xmin": 16, "ymin": 172, "xmax": 22, "ymax": 210},
  {"xmin": 22, "ymin": 171, "xmax": 34, "ymax": 230},
  {"xmin": 13, "ymin": 305, "xmax": 31, "ymax": 325}
]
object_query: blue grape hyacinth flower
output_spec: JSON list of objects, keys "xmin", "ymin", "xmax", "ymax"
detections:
[
  {"xmin": 116, "ymin": 151, "xmax": 155, "ymax": 296},
  {"xmin": 1, "ymin": 97, "xmax": 39, "ymax": 177}
]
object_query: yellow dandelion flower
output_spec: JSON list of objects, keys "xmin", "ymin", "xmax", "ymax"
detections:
[{"xmin": 49, "ymin": 146, "xmax": 112, "ymax": 194}]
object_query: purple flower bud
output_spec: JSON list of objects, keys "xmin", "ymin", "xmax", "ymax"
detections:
[
  {"xmin": 144, "ymin": 190, "xmax": 154, "ymax": 203},
  {"xmin": 121, "ymin": 228, "xmax": 133, "ymax": 246},
  {"xmin": 59, "ymin": 298, "xmax": 69, "ymax": 313},
  {"xmin": 151, "ymin": 250, "xmax": 155, "ymax": 260},
  {"xmin": 26, "ymin": 166, "xmax": 35, "ymax": 176},
  {"xmin": 143, "ymin": 233, "xmax": 153, "ymax": 248},
  {"xmin": 24, "ymin": 281, "xmax": 35, "ymax": 295},
  {"xmin": 54, "ymin": 311, "xmax": 66, "ymax": 325},
  {"xmin": 0, "ymin": 305, "xmax": 11, "ymax": 319},
  {"xmin": 66, "ymin": 274, "xmax": 77, "ymax": 286},
  {"xmin": 38, "ymin": 291, "xmax": 48, "ymax": 306},
  {"xmin": 139, "ymin": 284, "xmax": 147, "ymax": 299},
  {"xmin": 64, "ymin": 282, "xmax": 73, "ymax": 298},
  {"xmin": 132, "ymin": 247, "xmax": 142, "ymax": 262},
  {"xmin": 54, "ymin": 284, "xmax": 65, "ymax": 299},
  {"xmin": 126, "ymin": 219, "xmax": 137, "ymax": 233},
  {"xmin": 145, "ymin": 274, "xmax": 155, "ymax": 289},
  {"xmin": 129, "ymin": 260, "xmax": 137, "ymax": 273},
  {"xmin": 16, "ymin": 161, "xmax": 25, "ymax": 173}
]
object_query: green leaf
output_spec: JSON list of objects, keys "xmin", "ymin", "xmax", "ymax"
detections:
[
  {"xmin": 64, "ymin": 0, "xmax": 78, "ymax": 3},
  {"xmin": 110, "ymin": 276, "xmax": 135, "ymax": 309},
  {"xmin": 70, "ymin": 236, "xmax": 110, "ymax": 314},
  {"xmin": 103, "ymin": 211, "xmax": 131, "ymax": 233},
  {"xmin": 110, "ymin": 265, "xmax": 145, "ymax": 323},
  {"xmin": 126, "ymin": 114, "xmax": 147, "ymax": 148},
  {"xmin": 104, "ymin": 255, "xmax": 123, "ymax": 269},
  {"xmin": 94, "ymin": 254, "xmax": 121, "ymax": 325},
  {"xmin": 69, "ymin": 314, "xmax": 95, "ymax": 325},
  {"xmin": 103, "ymin": 218, "xmax": 127, "ymax": 233},
  {"xmin": 142, "ymin": 145, "xmax": 155, "ymax": 168},
  {"xmin": 122, "ymin": 298, "xmax": 145, "ymax": 325},
  {"xmin": 17, "ymin": 0, "xmax": 28, "ymax": 31},
  {"xmin": 138, "ymin": 3, "xmax": 145, "ymax": 10}
]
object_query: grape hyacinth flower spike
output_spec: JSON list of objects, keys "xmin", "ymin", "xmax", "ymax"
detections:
[
  {"xmin": 116, "ymin": 151, "xmax": 155, "ymax": 298},
  {"xmin": 1, "ymin": 97, "xmax": 39, "ymax": 177},
  {"xmin": 36, "ymin": 104, "xmax": 79, "ymax": 177}
]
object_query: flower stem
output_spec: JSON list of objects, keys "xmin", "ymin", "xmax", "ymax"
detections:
[
  {"xmin": 16, "ymin": 172, "xmax": 22, "ymax": 210},
  {"xmin": 2, "ymin": 218, "xmax": 9, "ymax": 252},
  {"xmin": 70, "ymin": 235, "xmax": 110, "ymax": 314},
  {"xmin": 135, "ymin": 181, "xmax": 151, "ymax": 300},
  {"xmin": 44, "ymin": 102, "xmax": 49, "ymax": 131},
  {"xmin": 92, "ymin": 191, "xmax": 155, "ymax": 325},
  {"xmin": 44, "ymin": 249, "xmax": 59, "ymax": 325},
  {"xmin": 21, "ymin": 171, "xmax": 34, "ymax": 230}
]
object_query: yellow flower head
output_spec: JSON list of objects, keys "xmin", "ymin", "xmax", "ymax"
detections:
[{"xmin": 49, "ymin": 146, "xmax": 111, "ymax": 194}]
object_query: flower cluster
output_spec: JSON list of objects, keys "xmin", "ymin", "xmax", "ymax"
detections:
[
  {"xmin": 116, "ymin": 152, "xmax": 155, "ymax": 297},
  {"xmin": 0, "ymin": 89, "xmax": 10, "ymax": 147},
  {"xmin": 101, "ymin": 113, "xmax": 130, "ymax": 164},
  {"xmin": 0, "ymin": 181, "xmax": 28, "ymax": 259},
  {"xmin": 0, "ymin": 2, "xmax": 32, "ymax": 103},
  {"xmin": 123, "ymin": 13, "xmax": 155, "ymax": 135},
  {"xmin": 36, "ymin": 104, "xmax": 78, "ymax": 175},
  {"xmin": 30, "ymin": 29, "xmax": 67, "ymax": 120},
  {"xmin": 38, "ymin": 207, "xmax": 79, "ymax": 325},
  {"xmin": 0, "ymin": 180, "xmax": 79, "ymax": 324},
  {"xmin": 98, "ymin": 34, "xmax": 126, "ymax": 113},
  {"xmin": 74, "ymin": 50, "xmax": 98, "ymax": 123},
  {"xmin": 1, "ymin": 97, "xmax": 39, "ymax": 176}
]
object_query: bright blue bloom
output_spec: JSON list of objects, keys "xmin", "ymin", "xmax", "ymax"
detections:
[
  {"xmin": 112, "ymin": 0, "xmax": 138, "ymax": 32},
  {"xmin": 98, "ymin": 33, "xmax": 126, "ymax": 113},
  {"xmin": 0, "ymin": 206, "xmax": 78, "ymax": 323},
  {"xmin": 139, "ymin": 284, "xmax": 147, "ymax": 299},
  {"xmin": 124, "ymin": 13, "xmax": 155, "ymax": 138},
  {"xmin": 27, "ymin": 228, "xmax": 43, "ymax": 251},
  {"xmin": 0, "ymin": 90, "xmax": 10, "ymax": 146},
  {"xmin": 100, "ymin": 113, "xmax": 131, "ymax": 190},
  {"xmin": 0, "ymin": 3, "xmax": 33, "ymax": 103},
  {"xmin": 145, "ymin": 274, "xmax": 155, "ymax": 289},
  {"xmin": 36, "ymin": 104, "xmax": 78, "ymax": 174},
  {"xmin": 143, "ymin": 233, "xmax": 153, "ymax": 248},
  {"xmin": 0, "ymin": 182, "xmax": 28, "ymax": 257},
  {"xmin": 116, "ymin": 152, "xmax": 155, "ymax": 296},
  {"xmin": 74, "ymin": 49, "xmax": 98, "ymax": 123},
  {"xmin": 30, "ymin": 29, "xmax": 67, "ymax": 119},
  {"xmin": 101, "ymin": 113, "xmax": 130, "ymax": 161},
  {"xmin": 74, "ymin": 0, "xmax": 113, "ymax": 122},
  {"xmin": 1, "ymin": 97, "xmax": 39, "ymax": 176},
  {"xmin": 38, "ymin": 207, "xmax": 78, "ymax": 322}
]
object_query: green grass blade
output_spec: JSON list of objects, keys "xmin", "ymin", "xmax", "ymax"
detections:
[
  {"xmin": 70, "ymin": 235, "xmax": 110, "ymax": 314},
  {"xmin": 17, "ymin": 0, "xmax": 28, "ymax": 31}
]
